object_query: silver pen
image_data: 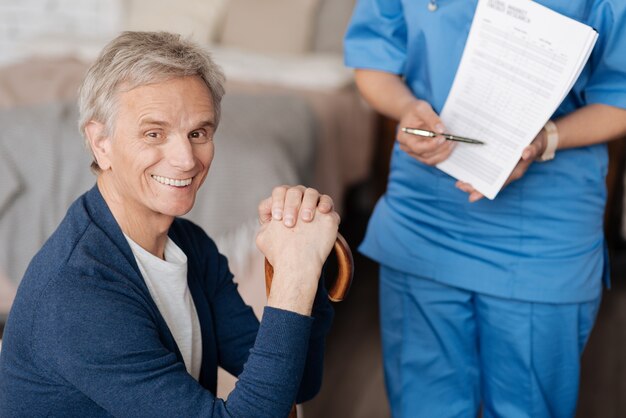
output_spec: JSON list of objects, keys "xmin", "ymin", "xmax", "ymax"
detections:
[{"xmin": 401, "ymin": 127, "xmax": 485, "ymax": 145}]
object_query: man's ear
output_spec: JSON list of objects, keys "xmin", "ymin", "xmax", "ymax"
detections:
[{"xmin": 84, "ymin": 121, "xmax": 112, "ymax": 171}]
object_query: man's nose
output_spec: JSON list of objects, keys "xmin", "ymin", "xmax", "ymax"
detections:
[{"xmin": 167, "ymin": 134, "xmax": 195, "ymax": 171}]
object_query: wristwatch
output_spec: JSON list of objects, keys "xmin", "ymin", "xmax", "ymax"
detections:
[{"xmin": 538, "ymin": 120, "xmax": 558, "ymax": 162}]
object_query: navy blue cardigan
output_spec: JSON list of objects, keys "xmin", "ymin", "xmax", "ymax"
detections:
[{"xmin": 0, "ymin": 186, "xmax": 333, "ymax": 417}]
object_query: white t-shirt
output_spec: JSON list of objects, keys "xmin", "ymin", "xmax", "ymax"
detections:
[{"xmin": 124, "ymin": 235, "xmax": 202, "ymax": 380}]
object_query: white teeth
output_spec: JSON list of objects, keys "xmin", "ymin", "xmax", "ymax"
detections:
[{"xmin": 152, "ymin": 175, "xmax": 192, "ymax": 187}]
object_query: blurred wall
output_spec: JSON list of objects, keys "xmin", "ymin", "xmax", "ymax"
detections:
[{"xmin": 0, "ymin": 0, "xmax": 124, "ymax": 65}]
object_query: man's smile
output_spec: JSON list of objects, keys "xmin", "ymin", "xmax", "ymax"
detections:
[{"xmin": 151, "ymin": 174, "xmax": 193, "ymax": 187}]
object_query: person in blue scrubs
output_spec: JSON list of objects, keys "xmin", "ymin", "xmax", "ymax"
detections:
[{"xmin": 345, "ymin": 0, "xmax": 626, "ymax": 416}]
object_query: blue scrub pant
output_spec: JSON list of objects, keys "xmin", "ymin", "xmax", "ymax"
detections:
[{"xmin": 379, "ymin": 265, "xmax": 601, "ymax": 418}]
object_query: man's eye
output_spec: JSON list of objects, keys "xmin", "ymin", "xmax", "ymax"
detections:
[
  {"xmin": 189, "ymin": 130, "xmax": 210, "ymax": 143},
  {"xmin": 146, "ymin": 132, "xmax": 160, "ymax": 139}
]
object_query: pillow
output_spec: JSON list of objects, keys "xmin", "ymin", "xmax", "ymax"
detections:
[
  {"xmin": 219, "ymin": 0, "xmax": 320, "ymax": 54},
  {"xmin": 312, "ymin": 0, "xmax": 356, "ymax": 54},
  {"xmin": 126, "ymin": 0, "xmax": 230, "ymax": 43},
  {"xmin": 211, "ymin": 46, "xmax": 353, "ymax": 90}
]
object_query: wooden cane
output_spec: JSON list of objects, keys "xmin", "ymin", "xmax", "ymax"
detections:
[
  {"xmin": 264, "ymin": 233, "xmax": 354, "ymax": 302},
  {"xmin": 264, "ymin": 233, "xmax": 354, "ymax": 418}
]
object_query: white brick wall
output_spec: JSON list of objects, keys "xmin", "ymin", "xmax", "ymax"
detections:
[{"xmin": 0, "ymin": 0, "xmax": 123, "ymax": 64}]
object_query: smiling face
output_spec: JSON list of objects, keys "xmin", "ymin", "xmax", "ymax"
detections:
[{"xmin": 88, "ymin": 76, "xmax": 216, "ymax": 231}]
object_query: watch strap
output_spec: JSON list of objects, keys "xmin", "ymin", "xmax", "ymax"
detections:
[{"xmin": 538, "ymin": 120, "xmax": 558, "ymax": 162}]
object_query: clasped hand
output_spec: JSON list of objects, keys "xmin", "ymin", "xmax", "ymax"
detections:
[{"xmin": 256, "ymin": 185, "xmax": 340, "ymax": 315}]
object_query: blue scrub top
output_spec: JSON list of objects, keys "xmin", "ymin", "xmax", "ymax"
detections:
[{"xmin": 345, "ymin": 0, "xmax": 626, "ymax": 303}]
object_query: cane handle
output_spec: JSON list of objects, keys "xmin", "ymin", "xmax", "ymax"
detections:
[{"xmin": 264, "ymin": 233, "xmax": 353, "ymax": 302}]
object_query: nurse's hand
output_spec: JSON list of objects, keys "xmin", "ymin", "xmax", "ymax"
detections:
[
  {"xmin": 258, "ymin": 185, "xmax": 335, "ymax": 227},
  {"xmin": 397, "ymin": 99, "xmax": 456, "ymax": 165},
  {"xmin": 455, "ymin": 131, "xmax": 548, "ymax": 202}
]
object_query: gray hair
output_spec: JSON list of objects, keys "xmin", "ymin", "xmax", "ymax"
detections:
[{"xmin": 78, "ymin": 31, "xmax": 226, "ymax": 172}]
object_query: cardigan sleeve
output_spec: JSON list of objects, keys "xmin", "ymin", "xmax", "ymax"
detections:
[
  {"xmin": 181, "ymin": 219, "xmax": 334, "ymax": 405},
  {"xmin": 296, "ymin": 270, "xmax": 334, "ymax": 403},
  {"xmin": 32, "ymin": 265, "xmax": 316, "ymax": 418}
]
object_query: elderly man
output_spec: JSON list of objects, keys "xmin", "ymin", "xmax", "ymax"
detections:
[{"xmin": 0, "ymin": 31, "xmax": 339, "ymax": 417}]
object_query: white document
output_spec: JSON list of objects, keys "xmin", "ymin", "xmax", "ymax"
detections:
[{"xmin": 437, "ymin": 0, "xmax": 598, "ymax": 199}]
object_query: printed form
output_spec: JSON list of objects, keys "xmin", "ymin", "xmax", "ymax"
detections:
[{"xmin": 437, "ymin": 0, "xmax": 597, "ymax": 199}]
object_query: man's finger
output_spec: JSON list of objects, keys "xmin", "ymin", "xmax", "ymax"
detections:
[
  {"xmin": 270, "ymin": 185, "xmax": 289, "ymax": 220},
  {"xmin": 318, "ymin": 194, "xmax": 334, "ymax": 213},
  {"xmin": 283, "ymin": 186, "xmax": 306, "ymax": 227},
  {"xmin": 300, "ymin": 188, "xmax": 321, "ymax": 222},
  {"xmin": 258, "ymin": 197, "xmax": 273, "ymax": 224}
]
